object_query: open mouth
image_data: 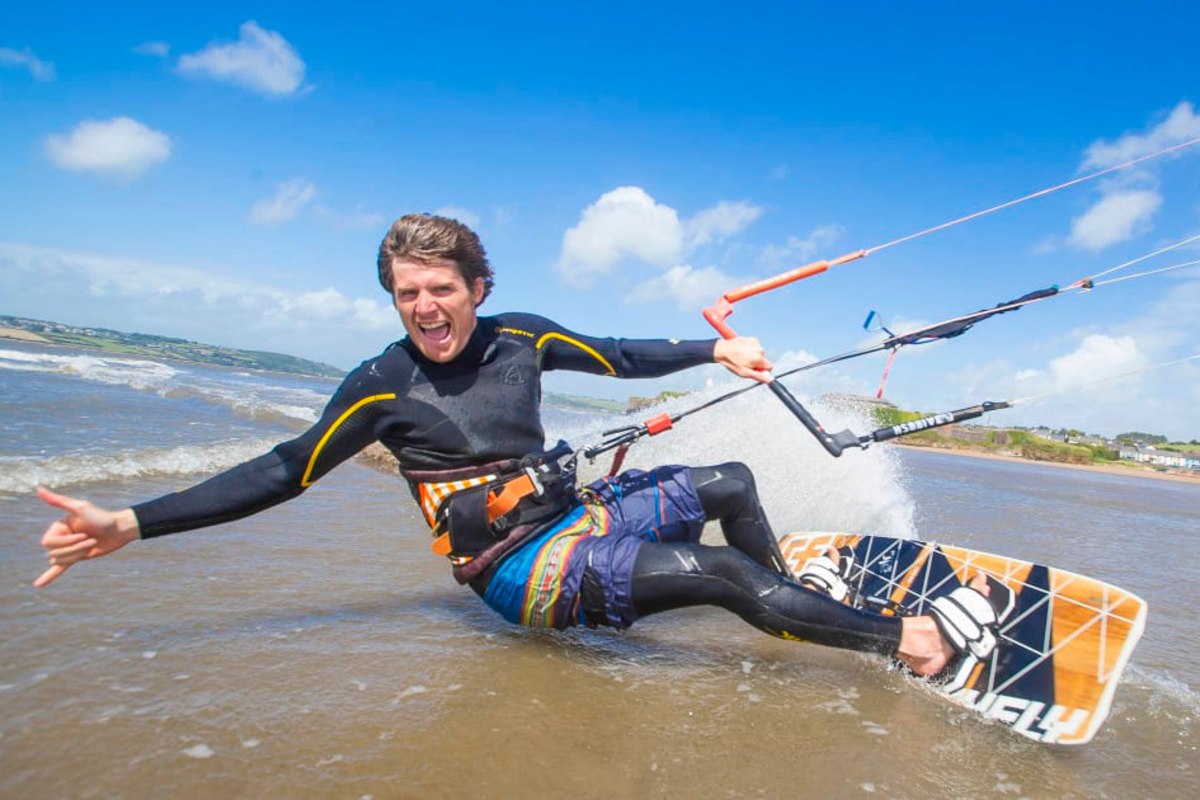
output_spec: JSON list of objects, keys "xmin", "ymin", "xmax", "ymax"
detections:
[{"xmin": 419, "ymin": 322, "xmax": 451, "ymax": 343}]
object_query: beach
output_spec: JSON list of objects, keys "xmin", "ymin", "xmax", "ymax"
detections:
[
  {"xmin": 2, "ymin": 341, "xmax": 1197, "ymax": 798},
  {"xmin": 893, "ymin": 441, "xmax": 1200, "ymax": 485}
]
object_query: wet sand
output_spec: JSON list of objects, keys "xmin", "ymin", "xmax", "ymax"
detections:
[{"xmin": 5, "ymin": 449, "xmax": 1198, "ymax": 798}]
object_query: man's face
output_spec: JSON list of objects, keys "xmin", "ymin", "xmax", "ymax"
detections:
[{"xmin": 390, "ymin": 257, "xmax": 484, "ymax": 363}]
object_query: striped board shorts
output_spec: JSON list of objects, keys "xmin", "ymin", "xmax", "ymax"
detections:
[{"xmin": 482, "ymin": 465, "xmax": 706, "ymax": 629}]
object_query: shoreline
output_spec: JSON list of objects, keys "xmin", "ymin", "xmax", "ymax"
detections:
[
  {"xmin": 893, "ymin": 442, "xmax": 1200, "ymax": 485},
  {"xmin": 0, "ymin": 330, "xmax": 344, "ymax": 381},
  {"xmin": 358, "ymin": 440, "xmax": 1199, "ymax": 487}
]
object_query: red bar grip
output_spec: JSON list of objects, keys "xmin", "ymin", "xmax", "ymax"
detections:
[{"xmin": 702, "ymin": 299, "xmax": 738, "ymax": 340}]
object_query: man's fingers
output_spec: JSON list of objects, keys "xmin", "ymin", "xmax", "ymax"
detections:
[
  {"xmin": 48, "ymin": 538, "xmax": 98, "ymax": 560},
  {"xmin": 41, "ymin": 523, "xmax": 90, "ymax": 546},
  {"xmin": 40, "ymin": 519, "xmax": 76, "ymax": 546},
  {"xmin": 36, "ymin": 486, "xmax": 87, "ymax": 514},
  {"xmin": 33, "ymin": 564, "xmax": 67, "ymax": 588},
  {"xmin": 733, "ymin": 363, "xmax": 773, "ymax": 384},
  {"xmin": 748, "ymin": 366, "xmax": 773, "ymax": 384}
]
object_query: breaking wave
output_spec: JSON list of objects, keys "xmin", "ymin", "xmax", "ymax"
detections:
[
  {"xmin": 0, "ymin": 439, "xmax": 282, "ymax": 494},
  {"xmin": 0, "ymin": 347, "xmax": 327, "ymax": 425}
]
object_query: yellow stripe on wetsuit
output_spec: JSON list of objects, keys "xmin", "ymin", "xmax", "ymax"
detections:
[
  {"xmin": 535, "ymin": 332, "xmax": 616, "ymax": 376},
  {"xmin": 300, "ymin": 393, "xmax": 396, "ymax": 486}
]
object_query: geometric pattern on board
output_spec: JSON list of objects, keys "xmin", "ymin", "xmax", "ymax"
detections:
[{"xmin": 779, "ymin": 532, "xmax": 1148, "ymax": 745}]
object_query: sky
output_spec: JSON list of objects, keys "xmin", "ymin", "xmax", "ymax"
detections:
[{"xmin": 3, "ymin": 1, "xmax": 1199, "ymax": 440}]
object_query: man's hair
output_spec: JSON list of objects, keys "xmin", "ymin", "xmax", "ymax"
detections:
[{"xmin": 376, "ymin": 214, "xmax": 494, "ymax": 304}]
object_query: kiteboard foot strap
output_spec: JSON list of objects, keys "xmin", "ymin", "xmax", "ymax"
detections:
[
  {"xmin": 796, "ymin": 546, "xmax": 857, "ymax": 603},
  {"xmin": 929, "ymin": 577, "xmax": 1015, "ymax": 659}
]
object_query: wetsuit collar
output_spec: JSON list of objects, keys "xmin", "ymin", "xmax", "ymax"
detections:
[{"xmin": 401, "ymin": 317, "xmax": 492, "ymax": 365}]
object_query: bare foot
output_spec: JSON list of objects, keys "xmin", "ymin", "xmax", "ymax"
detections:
[{"xmin": 895, "ymin": 573, "xmax": 991, "ymax": 677}]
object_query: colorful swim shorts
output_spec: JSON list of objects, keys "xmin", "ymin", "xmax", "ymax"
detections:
[{"xmin": 482, "ymin": 465, "xmax": 706, "ymax": 630}]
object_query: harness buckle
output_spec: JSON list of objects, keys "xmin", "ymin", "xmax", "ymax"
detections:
[{"xmin": 524, "ymin": 465, "xmax": 546, "ymax": 496}]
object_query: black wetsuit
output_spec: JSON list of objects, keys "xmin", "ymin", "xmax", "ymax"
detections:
[
  {"xmin": 133, "ymin": 313, "xmax": 715, "ymax": 537},
  {"xmin": 131, "ymin": 312, "xmax": 901, "ymax": 654}
]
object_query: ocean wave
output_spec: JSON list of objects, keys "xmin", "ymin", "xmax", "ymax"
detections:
[
  {"xmin": 0, "ymin": 346, "xmax": 324, "ymax": 425},
  {"xmin": 0, "ymin": 439, "xmax": 281, "ymax": 494},
  {"xmin": 0, "ymin": 347, "xmax": 179, "ymax": 390},
  {"xmin": 157, "ymin": 385, "xmax": 322, "ymax": 425}
]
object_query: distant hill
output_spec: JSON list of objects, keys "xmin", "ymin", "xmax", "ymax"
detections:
[
  {"xmin": 544, "ymin": 392, "xmax": 626, "ymax": 413},
  {"xmin": 0, "ymin": 315, "xmax": 344, "ymax": 378}
]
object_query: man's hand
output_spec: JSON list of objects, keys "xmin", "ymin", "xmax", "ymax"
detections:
[
  {"xmin": 714, "ymin": 337, "xmax": 773, "ymax": 383},
  {"xmin": 34, "ymin": 487, "xmax": 140, "ymax": 588}
]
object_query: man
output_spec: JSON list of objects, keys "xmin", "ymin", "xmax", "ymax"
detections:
[{"xmin": 36, "ymin": 214, "xmax": 1001, "ymax": 677}]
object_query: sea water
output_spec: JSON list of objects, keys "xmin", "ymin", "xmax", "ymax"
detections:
[{"xmin": 1, "ymin": 340, "xmax": 1196, "ymax": 798}]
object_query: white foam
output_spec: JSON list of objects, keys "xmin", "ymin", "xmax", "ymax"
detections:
[
  {"xmin": 182, "ymin": 744, "xmax": 214, "ymax": 759},
  {"xmin": 0, "ymin": 346, "xmax": 325, "ymax": 424},
  {"xmin": 0, "ymin": 439, "xmax": 281, "ymax": 493},
  {"xmin": 1127, "ymin": 664, "xmax": 1200, "ymax": 716},
  {"xmin": 161, "ymin": 384, "xmax": 323, "ymax": 424},
  {"xmin": 545, "ymin": 381, "xmax": 917, "ymax": 538},
  {"xmin": 0, "ymin": 347, "xmax": 179, "ymax": 389}
]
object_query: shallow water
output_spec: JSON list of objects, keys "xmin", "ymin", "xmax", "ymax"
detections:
[{"xmin": 1, "ymin": 343, "xmax": 1196, "ymax": 798}]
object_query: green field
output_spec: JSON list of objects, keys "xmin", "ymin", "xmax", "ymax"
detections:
[{"xmin": 1, "ymin": 315, "xmax": 344, "ymax": 378}]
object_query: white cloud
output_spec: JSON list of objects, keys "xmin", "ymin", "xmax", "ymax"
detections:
[
  {"xmin": 1083, "ymin": 101, "xmax": 1200, "ymax": 169},
  {"xmin": 133, "ymin": 41, "xmax": 170, "ymax": 58},
  {"xmin": 917, "ymin": 266, "xmax": 1200, "ymax": 439},
  {"xmin": 627, "ymin": 264, "xmax": 741, "ymax": 310},
  {"xmin": 759, "ymin": 225, "xmax": 844, "ymax": 270},
  {"xmin": 250, "ymin": 178, "xmax": 317, "ymax": 224},
  {"xmin": 1062, "ymin": 102, "xmax": 1200, "ymax": 252},
  {"xmin": 951, "ymin": 335, "xmax": 1149, "ymax": 401},
  {"xmin": 556, "ymin": 187, "xmax": 772, "ymax": 293},
  {"xmin": 557, "ymin": 186, "xmax": 840, "ymax": 309},
  {"xmin": 44, "ymin": 117, "xmax": 171, "ymax": 178},
  {"xmin": 1067, "ymin": 189, "xmax": 1161, "ymax": 251},
  {"xmin": 177, "ymin": 21, "xmax": 306, "ymax": 97},
  {"xmin": 0, "ymin": 242, "xmax": 398, "ymax": 366},
  {"xmin": 0, "ymin": 46, "xmax": 56, "ymax": 80},
  {"xmin": 557, "ymin": 187, "xmax": 683, "ymax": 285},
  {"xmin": 775, "ymin": 348, "xmax": 821, "ymax": 371},
  {"xmin": 268, "ymin": 287, "xmax": 395, "ymax": 329},
  {"xmin": 1045, "ymin": 334, "xmax": 1146, "ymax": 390},
  {"xmin": 434, "ymin": 206, "xmax": 481, "ymax": 228},
  {"xmin": 1112, "ymin": 266, "xmax": 1200, "ymax": 353},
  {"xmin": 684, "ymin": 201, "xmax": 763, "ymax": 248}
]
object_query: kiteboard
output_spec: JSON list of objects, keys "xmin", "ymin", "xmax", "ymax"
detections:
[{"xmin": 779, "ymin": 532, "xmax": 1147, "ymax": 745}]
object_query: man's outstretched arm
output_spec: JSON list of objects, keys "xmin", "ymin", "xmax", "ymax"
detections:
[{"xmin": 32, "ymin": 362, "xmax": 394, "ymax": 585}]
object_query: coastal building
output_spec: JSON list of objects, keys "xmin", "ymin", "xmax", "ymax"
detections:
[{"xmin": 1118, "ymin": 445, "xmax": 1200, "ymax": 472}]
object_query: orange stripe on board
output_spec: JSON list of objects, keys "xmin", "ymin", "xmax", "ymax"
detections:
[
  {"xmin": 884, "ymin": 543, "xmax": 933, "ymax": 616},
  {"xmin": 1048, "ymin": 573, "xmax": 1140, "ymax": 744},
  {"xmin": 937, "ymin": 546, "xmax": 1033, "ymax": 593},
  {"xmin": 964, "ymin": 658, "xmax": 987, "ymax": 692}
]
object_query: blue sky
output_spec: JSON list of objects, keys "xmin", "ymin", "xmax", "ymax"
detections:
[{"xmin": 3, "ymin": 2, "xmax": 1199, "ymax": 440}]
